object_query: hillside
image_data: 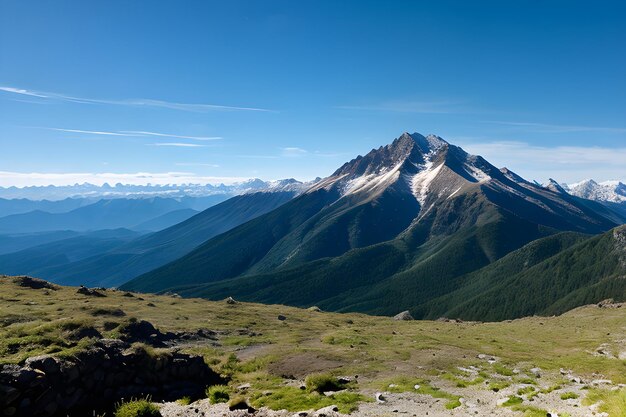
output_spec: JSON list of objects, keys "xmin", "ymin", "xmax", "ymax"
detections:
[
  {"xmin": 123, "ymin": 133, "xmax": 624, "ymax": 318},
  {"xmin": 41, "ymin": 191, "xmax": 298, "ymax": 287},
  {"xmin": 0, "ymin": 229, "xmax": 142, "ymax": 278},
  {"xmin": 1, "ymin": 276, "xmax": 625, "ymax": 416},
  {"xmin": 0, "ymin": 197, "xmax": 189, "ymax": 233}
]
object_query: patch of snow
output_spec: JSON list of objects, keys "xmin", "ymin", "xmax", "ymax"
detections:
[
  {"xmin": 463, "ymin": 163, "xmax": 490, "ymax": 182},
  {"xmin": 341, "ymin": 163, "xmax": 403, "ymax": 197},
  {"xmin": 409, "ymin": 151, "xmax": 444, "ymax": 206}
]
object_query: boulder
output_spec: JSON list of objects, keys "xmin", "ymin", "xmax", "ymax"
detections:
[
  {"xmin": 76, "ymin": 286, "xmax": 105, "ymax": 297},
  {"xmin": 393, "ymin": 311, "xmax": 414, "ymax": 320}
]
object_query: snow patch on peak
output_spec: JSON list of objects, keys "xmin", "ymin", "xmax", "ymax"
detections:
[
  {"xmin": 411, "ymin": 160, "xmax": 443, "ymax": 205},
  {"xmin": 407, "ymin": 151, "xmax": 444, "ymax": 205},
  {"xmin": 463, "ymin": 163, "xmax": 491, "ymax": 183},
  {"xmin": 424, "ymin": 134, "xmax": 448, "ymax": 151},
  {"xmin": 341, "ymin": 163, "xmax": 403, "ymax": 197}
]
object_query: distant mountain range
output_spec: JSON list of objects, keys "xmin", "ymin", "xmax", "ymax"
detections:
[
  {"xmin": 0, "ymin": 197, "xmax": 199, "ymax": 233},
  {"xmin": 565, "ymin": 179, "xmax": 626, "ymax": 203},
  {"xmin": 121, "ymin": 132, "xmax": 626, "ymax": 320},
  {"xmin": 0, "ymin": 178, "xmax": 315, "ymax": 200},
  {"xmin": 0, "ymin": 191, "xmax": 301, "ymax": 287}
]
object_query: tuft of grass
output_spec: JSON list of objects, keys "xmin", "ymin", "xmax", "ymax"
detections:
[
  {"xmin": 502, "ymin": 396, "xmax": 523, "ymax": 406},
  {"xmin": 441, "ymin": 372, "xmax": 484, "ymax": 388},
  {"xmin": 175, "ymin": 396, "xmax": 191, "ymax": 405},
  {"xmin": 251, "ymin": 386, "xmax": 369, "ymax": 413},
  {"xmin": 305, "ymin": 373, "xmax": 346, "ymax": 393},
  {"xmin": 381, "ymin": 376, "xmax": 461, "ymax": 409},
  {"xmin": 206, "ymin": 385, "xmax": 230, "ymax": 404},
  {"xmin": 583, "ymin": 387, "xmax": 626, "ymax": 417},
  {"xmin": 560, "ymin": 392, "xmax": 579, "ymax": 400},
  {"xmin": 510, "ymin": 405, "xmax": 550, "ymax": 417},
  {"xmin": 228, "ymin": 395, "xmax": 249, "ymax": 410},
  {"xmin": 114, "ymin": 399, "xmax": 161, "ymax": 417},
  {"xmin": 540, "ymin": 383, "xmax": 562, "ymax": 394},
  {"xmin": 517, "ymin": 386, "xmax": 536, "ymax": 396},
  {"xmin": 493, "ymin": 363, "xmax": 515, "ymax": 377},
  {"xmin": 487, "ymin": 380, "xmax": 511, "ymax": 392}
]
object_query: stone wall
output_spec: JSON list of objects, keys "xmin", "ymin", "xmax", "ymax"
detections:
[{"xmin": 0, "ymin": 339, "xmax": 223, "ymax": 417}]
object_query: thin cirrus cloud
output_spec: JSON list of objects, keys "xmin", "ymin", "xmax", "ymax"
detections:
[
  {"xmin": 44, "ymin": 127, "xmax": 222, "ymax": 141},
  {"xmin": 149, "ymin": 142, "xmax": 208, "ymax": 148},
  {"xmin": 0, "ymin": 85, "xmax": 272, "ymax": 112},
  {"xmin": 484, "ymin": 120, "xmax": 626, "ymax": 134},
  {"xmin": 0, "ymin": 170, "xmax": 248, "ymax": 187},
  {"xmin": 280, "ymin": 147, "xmax": 308, "ymax": 157},
  {"xmin": 336, "ymin": 99, "xmax": 467, "ymax": 114},
  {"xmin": 175, "ymin": 163, "xmax": 220, "ymax": 168},
  {"xmin": 456, "ymin": 139, "xmax": 626, "ymax": 183}
]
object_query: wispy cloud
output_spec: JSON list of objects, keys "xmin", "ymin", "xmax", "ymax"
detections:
[
  {"xmin": 280, "ymin": 147, "xmax": 308, "ymax": 157},
  {"xmin": 0, "ymin": 171, "xmax": 249, "ymax": 187},
  {"xmin": 175, "ymin": 163, "xmax": 220, "ymax": 168},
  {"xmin": 455, "ymin": 139, "xmax": 626, "ymax": 183},
  {"xmin": 336, "ymin": 99, "xmax": 465, "ymax": 114},
  {"xmin": 149, "ymin": 142, "xmax": 208, "ymax": 148},
  {"xmin": 42, "ymin": 127, "xmax": 222, "ymax": 141},
  {"xmin": 0, "ymin": 86, "xmax": 272, "ymax": 112},
  {"xmin": 122, "ymin": 131, "xmax": 222, "ymax": 141},
  {"xmin": 484, "ymin": 120, "xmax": 626, "ymax": 134},
  {"xmin": 47, "ymin": 128, "xmax": 131, "ymax": 136},
  {"xmin": 0, "ymin": 87, "xmax": 48, "ymax": 98}
]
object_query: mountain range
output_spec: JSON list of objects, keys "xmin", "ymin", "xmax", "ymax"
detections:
[
  {"xmin": 0, "ymin": 190, "xmax": 301, "ymax": 288},
  {"xmin": 0, "ymin": 178, "xmax": 314, "ymax": 200},
  {"xmin": 1, "ymin": 132, "xmax": 624, "ymax": 321},
  {"xmin": 120, "ymin": 133, "xmax": 626, "ymax": 320}
]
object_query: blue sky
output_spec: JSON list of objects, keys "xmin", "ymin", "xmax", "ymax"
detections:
[{"xmin": 1, "ymin": 0, "xmax": 625, "ymax": 186}]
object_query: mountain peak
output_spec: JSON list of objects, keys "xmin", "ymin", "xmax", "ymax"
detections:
[
  {"xmin": 567, "ymin": 179, "xmax": 626, "ymax": 203},
  {"xmin": 545, "ymin": 178, "xmax": 567, "ymax": 194}
]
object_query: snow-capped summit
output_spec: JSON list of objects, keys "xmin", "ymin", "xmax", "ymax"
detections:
[
  {"xmin": 567, "ymin": 179, "xmax": 626, "ymax": 203},
  {"xmin": 307, "ymin": 132, "xmax": 497, "ymax": 209}
]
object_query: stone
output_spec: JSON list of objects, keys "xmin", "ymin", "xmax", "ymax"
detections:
[
  {"xmin": 77, "ymin": 286, "xmax": 105, "ymax": 297},
  {"xmin": 278, "ymin": 314, "xmax": 287, "ymax": 321},
  {"xmin": 25, "ymin": 354, "xmax": 61, "ymax": 374},
  {"xmin": 393, "ymin": 311, "xmax": 414, "ymax": 320},
  {"xmin": 375, "ymin": 392, "xmax": 386, "ymax": 403},
  {"xmin": 225, "ymin": 296, "xmax": 237, "ymax": 304}
]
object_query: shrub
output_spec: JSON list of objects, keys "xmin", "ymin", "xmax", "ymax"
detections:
[
  {"xmin": 114, "ymin": 399, "xmax": 161, "ymax": 417},
  {"xmin": 207, "ymin": 385, "xmax": 230, "ymax": 404},
  {"xmin": 305, "ymin": 373, "xmax": 343, "ymax": 393}
]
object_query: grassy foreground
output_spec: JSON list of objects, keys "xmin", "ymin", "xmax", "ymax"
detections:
[{"xmin": 1, "ymin": 275, "xmax": 625, "ymax": 415}]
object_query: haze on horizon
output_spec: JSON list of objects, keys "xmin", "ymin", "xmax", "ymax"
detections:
[{"xmin": 1, "ymin": 1, "xmax": 625, "ymax": 187}]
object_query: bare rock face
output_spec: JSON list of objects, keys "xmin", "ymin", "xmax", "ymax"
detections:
[{"xmin": 393, "ymin": 311, "xmax": 414, "ymax": 321}]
